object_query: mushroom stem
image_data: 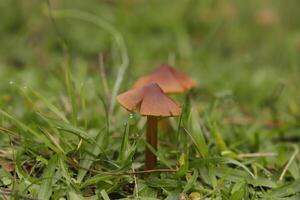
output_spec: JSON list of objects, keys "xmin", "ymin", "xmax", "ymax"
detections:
[{"xmin": 145, "ymin": 116, "xmax": 158, "ymax": 170}]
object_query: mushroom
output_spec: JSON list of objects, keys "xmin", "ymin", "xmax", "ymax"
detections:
[
  {"xmin": 133, "ymin": 64, "xmax": 196, "ymax": 94},
  {"xmin": 117, "ymin": 83, "xmax": 182, "ymax": 170},
  {"xmin": 134, "ymin": 64, "xmax": 196, "ymax": 133}
]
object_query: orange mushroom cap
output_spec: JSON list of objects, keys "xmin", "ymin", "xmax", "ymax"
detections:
[
  {"xmin": 117, "ymin": 83, "xmax": 182, "ymax": 117},
  {"xmin": 133, "ymin": 64, "xmax": 196, "ymax": 93}
]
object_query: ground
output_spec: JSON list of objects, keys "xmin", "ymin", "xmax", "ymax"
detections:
[{"xmin": 1, "ymin": 0, "xmax": 300, "ymax": 199}]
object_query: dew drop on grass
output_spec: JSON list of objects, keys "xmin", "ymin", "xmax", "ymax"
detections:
[
  {"xmin": 9, "ymin": 80, "xmax": 14, "ymax": 85},
  {"xmin": 129, "ymin": 113, "xmax": 135, "ymax": 125}
]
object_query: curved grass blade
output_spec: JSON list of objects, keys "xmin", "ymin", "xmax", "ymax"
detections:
[{"xmin": 48, "ymin": 9, "xmax": 129, "ymax": 115}]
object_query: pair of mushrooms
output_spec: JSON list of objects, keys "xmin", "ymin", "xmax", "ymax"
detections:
[{"xmin": 117, "ymin": 64, "xmax": 196, "ymax": 170}]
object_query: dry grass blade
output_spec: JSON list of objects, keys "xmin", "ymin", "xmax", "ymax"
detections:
[
  {"xmin": 0, "ymin": 127, "xmax": 19, "ymax": 138},
  {"xmin": 239, "ymin": 152, "xmax": 278, "ymax": 158},
  {"xmin": 279, "ymin": 146, "xmax": 299, "ymax": 181}
]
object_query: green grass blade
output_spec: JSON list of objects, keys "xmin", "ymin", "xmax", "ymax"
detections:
[
  {"xmin": 183, "ymin": 169, "xmax": 198, "ymax": 193},
  {"xmin": 67, "ymin": 190, "xmax": 85, "ymax": 200},
  {"xmin": 118, "ymin": 123, "xmax": 129, "ymax": 164},
  {"xmin": 80, "ymin": 175, "xmax": 114, "ymax": 189},
  {"xmin": 100, "ymin": 189, "xmax": 111, "ymax": 200},
  {"xmin": 77, "ymin": 127, "xmax": 107, "ymax": 183},
  {"xmin": 38, "ymin": 154, "xmax": 59, "ymax": 200},
  {"xmin": 183, "ymin": 127, "xmax": 208, "ymax": 158},
  {"xmin": 63, "ymin": 61, "xmax": 78, "ymax": 125},
  {"xmin": 28, "ymin": 88, "xmax": 69, "ymax": 123}
]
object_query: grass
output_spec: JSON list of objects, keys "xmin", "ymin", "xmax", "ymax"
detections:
[{"xmin": 1, "ymin": 0, "xmax": 300, "ymax": 199}]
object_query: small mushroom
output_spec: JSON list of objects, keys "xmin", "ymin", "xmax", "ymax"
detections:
[
  {"xmin": 117, "ymin": 83, "xmax": 181, "ymax": 170},
  {"xmin": 133, "ymin": 64, "xmax": 196, "ymax": 94}
]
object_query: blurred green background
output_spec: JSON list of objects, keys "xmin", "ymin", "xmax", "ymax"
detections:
[{"xmin": 1, "ymin": 0, "xmax": 300, "ymax": 95}]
